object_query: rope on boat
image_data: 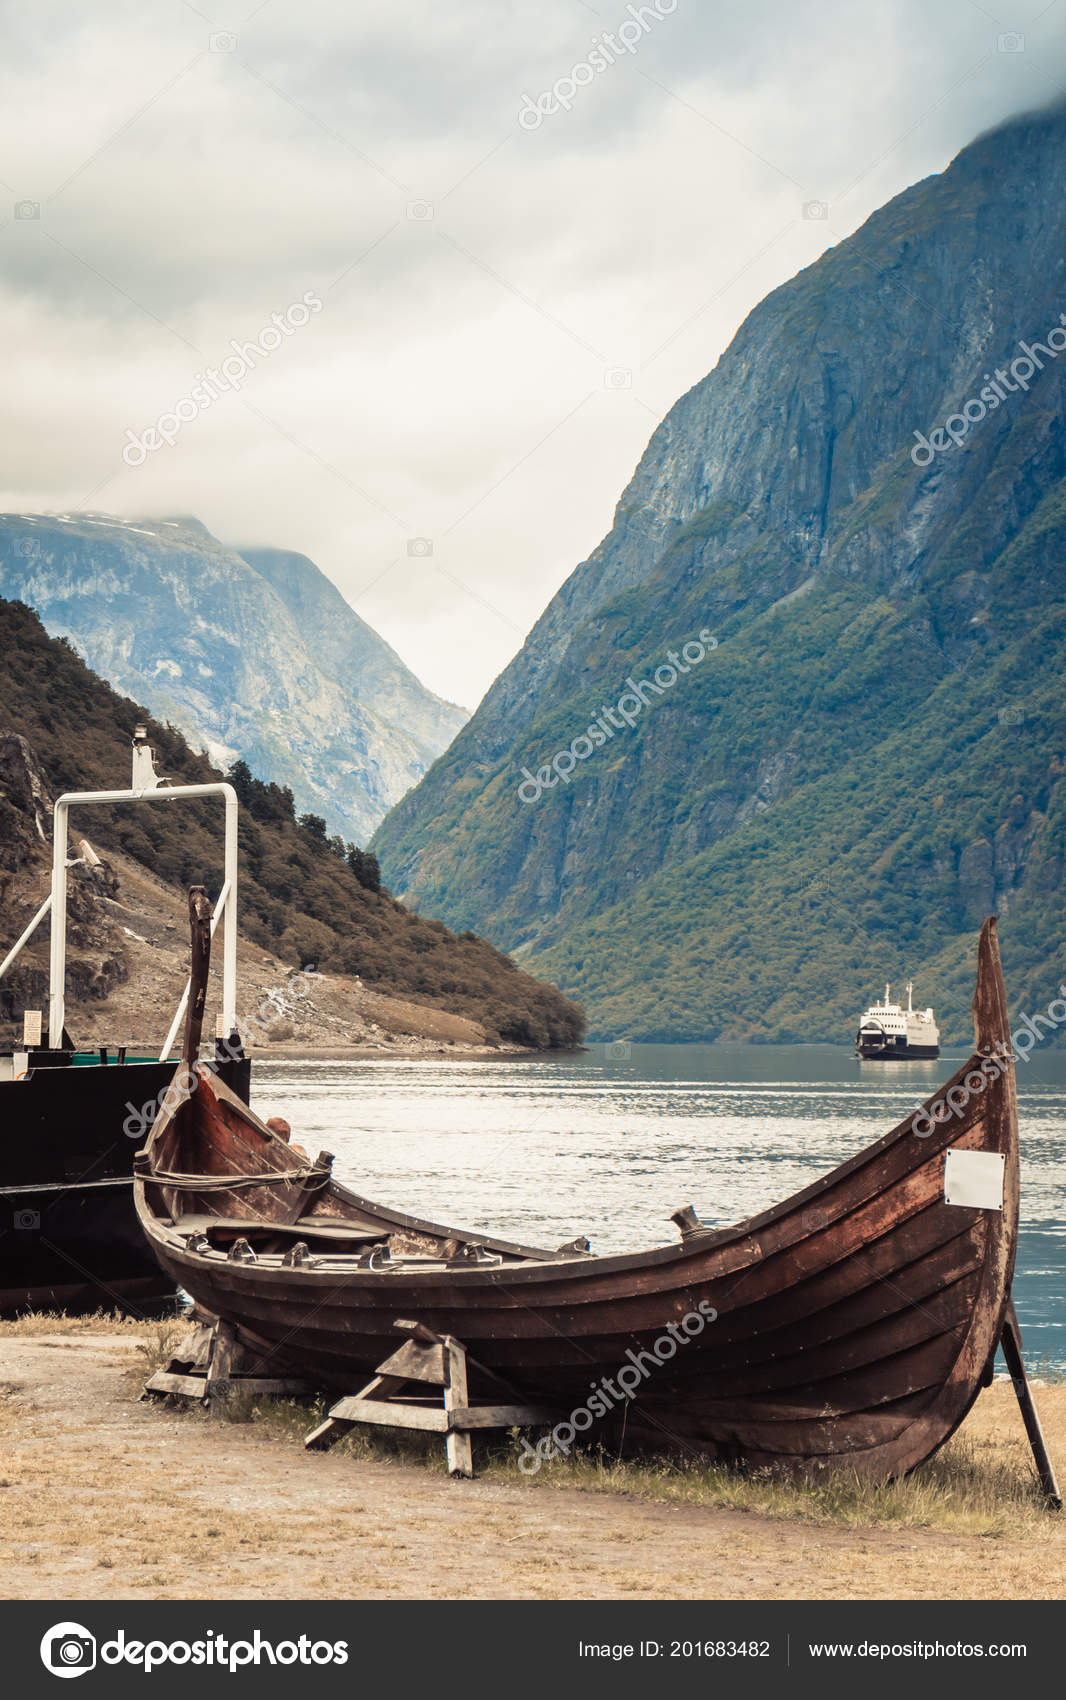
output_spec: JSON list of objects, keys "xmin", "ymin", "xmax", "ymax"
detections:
[{"xmin": 149, "ymin": 1165, "xmax": 332, "ymax": 1192}]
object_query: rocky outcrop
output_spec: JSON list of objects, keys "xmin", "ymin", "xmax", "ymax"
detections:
[
  {"xmin": 992, "ymin": 798, "xmax": 1046, "ymax": 915},
  {"xmin": 0, "ymin": 728, "xmax": 129, "ymax": 1025},
  {"xmin": 956, "ymin": 802, "xmax": 1047, "ymax": 925},
  {"xmin": 0, "ymin": 734, "xmax": 50, "ymax": 893},
  {"xmin": 958, "ymin": 839, "xmax": 995, "ymax": 926},
  {"xmin": 0, "ymin": 517, "xmax": 467, "ymax": 842}
]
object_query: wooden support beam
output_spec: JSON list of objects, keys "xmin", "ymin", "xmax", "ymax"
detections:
[
  {"xmin": 303, "ymin": 1372, "xmax": 408, "ymax": 1450},
  {"xmin": 447, "ymin": 1403, "xmax": 559, "ymax": 1430},
  {"xmin": 303, "ymin": 1417, "xmax": 340, "ymax": 1451},
  {"xmin": 1000, "ymin": 1300, "xmax": 1062, "ymax": 1510},
  {"xmin": 393, "ymin": 1318, "xmax": 445, "ymax": 1346},
  {"xmin": 443, "ymin": 1335, "xmax": 473, "ymax": 1478},
  {"xmin": 205, "ymin": 1318, "xmax": 239, "ymax": 1415},
  {"xmin": 302, "ymin": 1321, "xmax": 562, "ymax": 1476},
  {"xmin": 170, "ymin": 1322, "xmax": 215, "ymax": 1374},
  {"xmin": 374, "ymin": 1339, "xmax": 447, "ymax": 1385},
  {"xmin": 327, "ymin": 1397, "xmax": 451, "ymax": 1433},
  {"xmin": 144, "ymin": 1371, "xmax": 211, "ymax": 1399},
  {"xmin": 142, "ymin": 1317, "xmax": 309, "ymax": 1408},
  {"xmin": 145, "ymin": 1371, "xmax": 309, "ymax": 1399}
]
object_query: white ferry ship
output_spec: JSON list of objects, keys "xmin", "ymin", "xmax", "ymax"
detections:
[{"xmin": 855, "ymin": 982, "xmax": 940, "ymax": 1059}]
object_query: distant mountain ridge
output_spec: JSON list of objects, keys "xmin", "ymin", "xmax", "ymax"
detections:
[
  {"xmin": 373, "ymin": 99, "xmax": 1066, "ymax": 1042},
  {"xmin": 0, "ymin": 513, "xmax": 466, "ymax": 841},
  {"xmin": 236, "ymin": 545, "xmax": 458, "ymax": 773}
]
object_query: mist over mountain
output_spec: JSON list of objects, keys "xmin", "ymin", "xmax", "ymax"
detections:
[
  {"xmin": 373, "ymin": 100, "xmax": 1066, "ymax": 1043},
  {"xmin": 0, "ymin": 514, "xmax": 467, "ymax": 842}
]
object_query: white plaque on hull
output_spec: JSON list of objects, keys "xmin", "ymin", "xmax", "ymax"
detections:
[{"xmin": 943, "ymin": 1148, "xmax": 1005, "ymax": 1211}]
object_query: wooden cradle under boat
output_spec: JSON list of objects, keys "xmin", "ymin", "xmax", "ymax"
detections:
[{"xmin": 133, "ymin": 905, "xmax": 1057, "ymax": 1492}]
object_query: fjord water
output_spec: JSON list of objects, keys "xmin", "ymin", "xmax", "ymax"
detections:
[{"xmin": 252, "ymin": 1045, "xmax": 1066, "ymax": 1370}]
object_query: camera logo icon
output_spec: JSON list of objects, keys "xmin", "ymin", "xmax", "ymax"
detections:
[
  {"xmin": 998, "ymin": 705, "xmax": 1024, "ymax": 726},
  {"xmin": 40, "ymin": 1622, "xmax": 96, "ymax": 1678},
  {"xmin": 15, "ymin": 200, "xmax": 40, "ymax": 220},
  {"xmin": 14, "ymin": 1208, "xmax": 40, "ymax": 1231},
  {"xmin": 802, "ymin": 199, "xmax": 829, "ymax": 221},
  {"xmin": 14, "ymin": 536, "xmax": 41, "ymax": 558},
  {"xmin": 406, "ymin": 200, "xmax": 434, "ymax": 221},
  {"xmin": 407, "ymin": 536, "xmax": 434, "ymax": 557},
  {"xmin": 210, "ymin": 31, "xmax": 238, "ymax": 52},
  {"xmin": 604, "ymin": 1039, "xmax": 632, "ymax": 1060},
  {"xmin": 604, "ymin": 366, "xmax": 632, "ymax": 390},
  {"xmin": 996, "ymin": 32, "xmax": 1025, "ymax": 52}
]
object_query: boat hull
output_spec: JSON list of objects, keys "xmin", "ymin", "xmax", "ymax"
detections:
[
  {"xmin": 135, "ymin": 921, "xmax": 1018, "ymax": 1481},
  {"xmin": 1, "ymin": 1052, "xmax": 250, "ymax": 1313},
  {"xmin": 856, "ymin": 1040, "xmax": 940, "ymax": 1060}
]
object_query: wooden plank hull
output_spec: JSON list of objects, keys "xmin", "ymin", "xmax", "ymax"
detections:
[{"xmin": 134, "ymin": 919, "xmax": 1019, "ymax": 1482}]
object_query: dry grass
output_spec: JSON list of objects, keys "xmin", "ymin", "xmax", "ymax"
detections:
[
  {"xmin": 0, "ymin": 1309, "xmax": 157, "ymax": 1337},
  {"xmin": 0, "ymin": 1310, "xmax": 193, "ymax": 1391},
  {"xmin": 477, "ymin": 1426, "xmax": 1057, "ymax": 1539},
  {"xmin": 163, "ymin": 1379, "xmax": 1065, "ymax": 1540},
  {"xmin": 3, "ymin": 1328, "xmax": 1065, "ymax": 1598},
  {"xmin": 6, "ymin": 1312, "xmax": 1062, "ymax": 1544}
]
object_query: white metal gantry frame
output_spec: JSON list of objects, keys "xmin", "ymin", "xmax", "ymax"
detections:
[{"xmin": 47, "ymin": 781, "xmax": 238, "ymax": 1054}]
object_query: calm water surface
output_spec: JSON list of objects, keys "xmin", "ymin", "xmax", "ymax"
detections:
[{"xmin": 250, "ymin": 1044, "xmax": 1066, "ymax": 1369}]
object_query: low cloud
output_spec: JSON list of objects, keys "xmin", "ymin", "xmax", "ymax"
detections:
[{"xmin": 2, "ymin": 0, "xmax": 1064, "ymax": 705}]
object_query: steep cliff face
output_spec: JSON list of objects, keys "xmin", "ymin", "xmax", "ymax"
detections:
[
  {"xmin": 235, "ymin": 545, "xmax": 465, "ymax": 778},
  {"xmin": 0, "ymin": 732, "xmax": 51, "ymax": 871},
  {"xmin": 0, "ymin": 515, "xmax": 466, "ymax": 842},
  {"xmin": 374, "ymin": 101, "xmax": 1066, "ymax": 1041}
]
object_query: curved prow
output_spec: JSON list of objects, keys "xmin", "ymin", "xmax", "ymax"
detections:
[
  {"xmin": 145, "ymin": 886, "xmax": 215, "ymax": 1173},
  {"xmin": 972, "ymin": 916, "xmax": 1011, "ymax": 1057},
  {"xmin": 183, "ymin": 886, "xmax": 214, "ymax": 1071}
]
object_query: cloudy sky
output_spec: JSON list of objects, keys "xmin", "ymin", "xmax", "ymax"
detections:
[{"xmin": 1, "ymin": 1, "xmax": 1063, "ymax": 708}]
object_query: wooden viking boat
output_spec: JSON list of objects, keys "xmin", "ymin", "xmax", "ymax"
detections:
[{"xmin": 133, "ymin": 897, "xmax": 1058, "ymax": 1490}]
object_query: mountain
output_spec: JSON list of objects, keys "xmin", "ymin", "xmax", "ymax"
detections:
[
  {"xmin": 373, "ymin": 100, "xmax": 1066, "ymax": 1044},
  {"xmin": 0, "ymin": 514, "xmax": 466, "ymax": 842},
  {"xmin": 0, "ymin": 597, "xmax": 584, "ymax": 1049},
  {"xmin": 235, "ymin": 545, "xmax": 461, "ymax": 778}
]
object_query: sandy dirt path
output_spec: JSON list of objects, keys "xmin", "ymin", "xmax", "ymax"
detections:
[{"xmin": 1, "ymin": 1333, "xmax": 1062, "ymax": 1600}]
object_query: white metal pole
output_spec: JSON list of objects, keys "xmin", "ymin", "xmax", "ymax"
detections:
[
  {"xmin": 48, "ymin": 799, "xmax": 70, "ymax": 1048},
  {"xmin": 222, "ymin": 785, "xmax": 238, "ymax": 1036},
  {"xmin": 45, "ymin": 781, "xmax": 239, "ymax": 1054},
  {"xmin": 0, "ymin": 892, "xmax": 52, "ymax": 983}
]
